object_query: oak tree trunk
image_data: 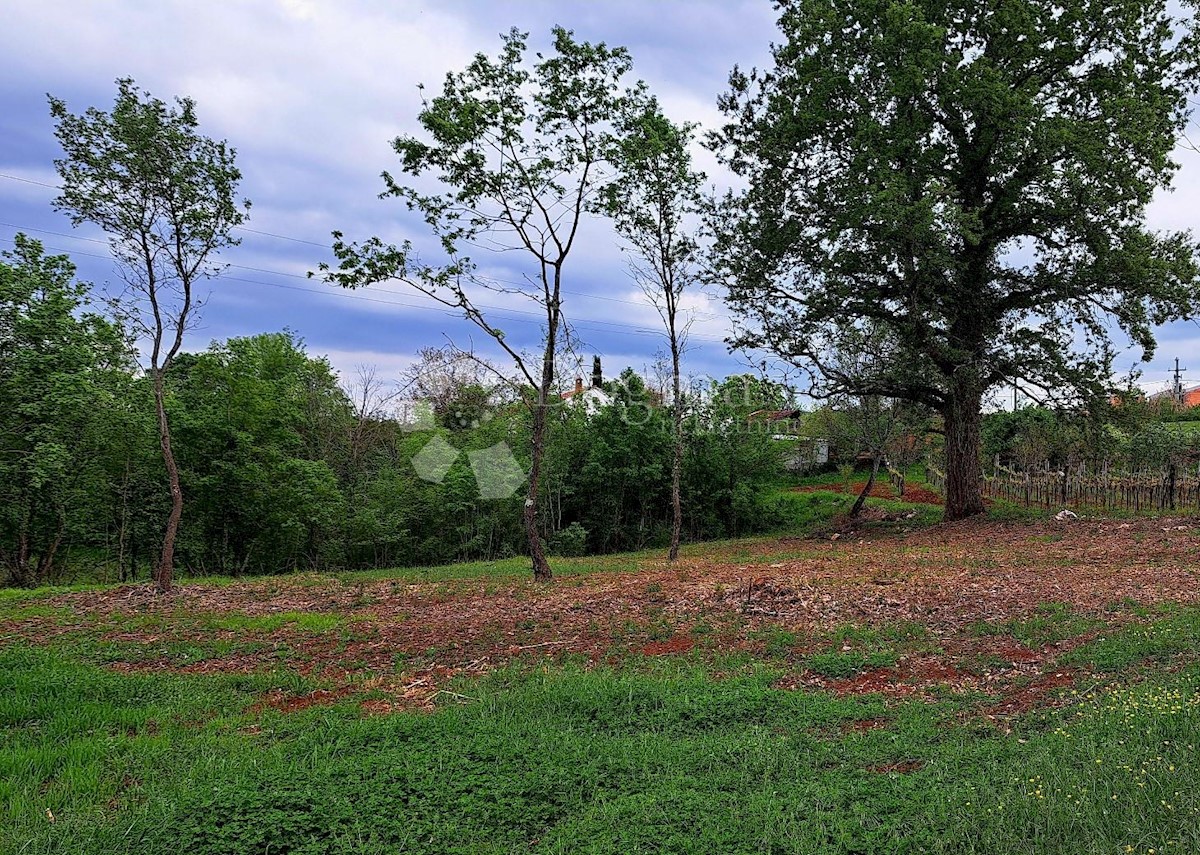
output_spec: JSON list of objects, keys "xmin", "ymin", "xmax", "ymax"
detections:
[
  {"xmin": 943, "ymin": 376, "xmax": 986, "ymax": 520},
  {"xmin": 153, "ymin": 369, "xmax": 183, "ymax": 593}
]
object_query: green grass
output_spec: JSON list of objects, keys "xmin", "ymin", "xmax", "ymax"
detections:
[
  {"xmin": 1061, "ymin": 607, "xmax": 1200, "ymax": 672},
  {"xmin": 8, "ymin": 475, "xmax": 1200, "ymax": 853},
  {"xmin": 1162, "ymin": 421, "xmax": 1200, "ymax": 434},
  {"xmin": 6, "ymin": 609, "xmax": 1200, "ymax": 853},
  {"xmin": 771, "ymin": 487, "xmax": 944, "ymax": 530},
  {"xmin": 971, "ymin": 603, "xmax": 1104, "ymax": 648},
  {"xmin": 804, "ymin": 649, "xmax": 898, "ymax": 678}
]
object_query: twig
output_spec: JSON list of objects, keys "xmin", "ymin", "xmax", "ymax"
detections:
[
  {"xmin": 513, "ymin": 638, "xmax": 578, "ymax": 650},
  {"xmin": 432, "ymin": 689, "xmax": 479, "ymax": 703}
]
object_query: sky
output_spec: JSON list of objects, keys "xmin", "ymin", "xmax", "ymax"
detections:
[{"xmin": 1, "ymin": 0, "xmax": 1198, "ymax": 398}]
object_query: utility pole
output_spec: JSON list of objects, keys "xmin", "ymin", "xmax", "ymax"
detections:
[{"xmin": 1173, "ymin": 357, "xmax": 1187, "ymax": 408}]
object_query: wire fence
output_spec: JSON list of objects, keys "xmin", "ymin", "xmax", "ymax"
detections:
[{"xmin": 925, "ymin": 464, "xmax": 1200, "ymax": 512}]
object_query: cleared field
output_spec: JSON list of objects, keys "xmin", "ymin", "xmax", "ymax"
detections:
[{"xmin": 4, "ymin": 508, "xmax": 1200, "ymax": 853}]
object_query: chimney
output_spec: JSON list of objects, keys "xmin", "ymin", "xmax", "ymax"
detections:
[{"xmin": 574, "ymin": 377, "xmax": 583, "ymax": 394}]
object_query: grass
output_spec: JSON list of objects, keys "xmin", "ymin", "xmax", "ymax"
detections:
[
  {"xmin": 4, "ymin": 614, "xmax": 1200, "ymax": 854},
  {"xmin": 13, "ymin": 475, "xmax": 945, "ymax": 596},
  {"xmin": 970, "ymin": 603, "xmax": 1104, "ymax": 648},
  {"xmin": 1162, "ymin": 421, "xmax": 1200, "ymax": 435},
  {"xmin": 804, "ymin": 649, "xmax": 898, "ymax": 678},
  {"xmin": 8, "ymin": 473, "xmax": 1200, "ymax": 853}
]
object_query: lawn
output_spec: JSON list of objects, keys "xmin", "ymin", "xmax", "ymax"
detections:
[{"xmin": 3, "ymin": 496, "xmax": 1200, "ymax": 854}]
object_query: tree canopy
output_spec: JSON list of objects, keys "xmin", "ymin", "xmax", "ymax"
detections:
[
  {"xmin": 710, "ymin": 0, "xmax": 1200, "ymax": 518},
  {"xmin": 322, "ymin": 27, "xmax": 650, "ymax": 581},
  {"xmin": 0, "ymin": 236, "xmax": 135, "ymax": 584},
  {"xmin": 50, "ymin": 78, "xmax": 250, "ymax": 591}
]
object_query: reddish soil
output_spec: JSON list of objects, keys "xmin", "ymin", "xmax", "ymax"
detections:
[
  {"xmin": 250, "ymin": 686, "xmax": 354, "ymax": 714},
  {"xmin": 841, "ymin": 718, "xmax": 889, "ymax": 733},
  {"xmin": 792, "ymin": 481, "xmax": 944, "ymax": 505},
  {"xmin": 4, "ymin": 515, "xmax": 1200, "ymax": 716},
  {"xmin": 982, "ymin": 669, "xmax": 1079, "ymax": 720},
  {"xmin": 642, "ymin": 636, "xmax": 694, "ymax": 656}
]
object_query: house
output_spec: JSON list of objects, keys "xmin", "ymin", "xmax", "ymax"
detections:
[
  {"xmin": 747, "ymin": 408, "xmax": 830, "ymax": 471},
  {"xmin": 747, "ymin": 408, "xmax": 804, "ymax": 439},
  {"xmin": 560, "ymin": 376, "xmax": 612, "ymax": 415},
  {"xmin": 560, "ymin": 356, "xmax": 612, "ymax": 416},
  {"xmin": 1149, "ymin": 383, "xmax": 1200, "ymax": 409}
]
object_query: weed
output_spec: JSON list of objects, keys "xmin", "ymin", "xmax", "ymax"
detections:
[
  {"xmin": 805, "ymin": 649, "xmax": 897, "ymax": 678},
  {"xmin": 749, "ymin": 626, "xmax": 799, "ymax": 658}
]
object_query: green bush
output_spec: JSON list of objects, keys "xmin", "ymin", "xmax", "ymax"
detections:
[{"xmin": 549, "ymin": 522, "xmax": 590, "ymax": 557}]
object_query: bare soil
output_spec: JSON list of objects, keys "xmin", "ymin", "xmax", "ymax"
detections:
[{"xmin": 5, "ymin": 515, "xmax": 1199, "ymax": 716}]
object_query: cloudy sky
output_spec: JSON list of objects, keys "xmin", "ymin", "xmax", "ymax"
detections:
[{"xmin": 1, "ymin": 0, "xmax": 1197, "ymax": 395}]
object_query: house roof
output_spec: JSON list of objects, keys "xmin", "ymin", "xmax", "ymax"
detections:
[
  {"xmin": 561, "ymin": 386, "xmax": 611, "ymax": 402},
  {"xmin": 1148, "ymin": 383, "xmax": 1200, "ymax": 401},
  {"xmin": 561, "ymin": 386, "xmax": 607, "ymax": 400}
]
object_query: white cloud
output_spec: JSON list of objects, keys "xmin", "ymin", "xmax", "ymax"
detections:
[
  {"xmin": 4, "ymin": 0, "xmax": 1197, "ymax": 390},
  {"xmin": 321, "ymin": 347, "xmax": 420, "ymax": 383}
]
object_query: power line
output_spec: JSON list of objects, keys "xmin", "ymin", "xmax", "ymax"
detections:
[
  {"xmin": 0, "ymin": 173, "xmax": 725, "ymax": 318},
  {"xmin": 235, "ymin": 226, "xmax": 331, "ymax": 248},
  {"xmin": 0, "ymin": 173, "xmax": 58, "ymax": 190},
  {"xmin": 0, "ymin": 234, "xmax": 729, "ymax": 344}
]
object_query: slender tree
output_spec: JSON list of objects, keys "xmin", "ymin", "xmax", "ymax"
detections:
[
  {"xmin": 602, "ymin": 101, "xmax": 704, "ymax": 561},
  {"xmin": 709, "ymin": 0, "xmax": 1200, "ymax": 519},
  {"xmin": 321, "ymin": 28, "xmax": 645, "ymax": 581},
  {"xmin": 50, "ymin": 78, "xmax": 249, "ymax": 591}
]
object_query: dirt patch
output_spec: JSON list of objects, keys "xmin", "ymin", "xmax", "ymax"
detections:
[
  {"xmin": 841, "ymin": 718, "xmax": 889, "ymax": 733},
  {"xmin": 360, "ymin": 699, "xmax": 399, "ymax": 716},
  {"xmin": 869, "ymin": 759, "xmax": 925, "ymax": 774},
  {"xmin": 829, "ymin": 668, "xmax": 912, "ymax": 697},
  {"xmin": 894, "ymin": 485, "xmax": 944, "ymax": 506},
  {"xmin": 8, "ymin": 515, "xmax": 1200, "ymax": 716},
  {"xmin": 983, "ymin": 669, "xmax": 1079, "ymax": 720},
  {"xmin": 249, "ymin": 686, "xmax": 354, "ymax": 714},
  {"xmin": 791, "ymin": 481, "xmax": 943, "ymax": 506},
  {"xmin": 641, "ymin": 636, "xmax": 694, "ymax": 656}
]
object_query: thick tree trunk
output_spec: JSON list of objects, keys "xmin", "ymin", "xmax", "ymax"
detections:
[
  {"xmin": 668, "ymin": 343, "xmax": 683, "ymax": 562},
  {"xmin": 153, "ymin": 369, "xmax": 182, "ymax": 593},
  {"xmin": 850, "ymin": 453, "xmax": 881, "ymax": 519},
  {"xmin": 943, "ymin": 376, "xmax": 986, "ymax": 521}
]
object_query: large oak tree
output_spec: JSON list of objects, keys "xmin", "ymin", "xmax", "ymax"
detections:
[{"xmin": 709, "ymin": 0, "xmax": 1200, "ymax": 519}]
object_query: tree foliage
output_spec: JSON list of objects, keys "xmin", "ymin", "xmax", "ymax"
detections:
[
  {"xmin": 321, "ymin": 28, "xmax": 649, "ymax": 581},
  {"xmin": 50, "ymin": 78, "xmax": 249, "ymax": 591},
  {"xmin": 710, "ymin": 0, "xmax": 1200, "ymax": 519},
  {"xmin": 602, "ymin": 100, "xmax": 706, "ymax": 560},
  {"xmin": 0, "ymin": 236, "xmax": 135, "ymax": 584}
]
